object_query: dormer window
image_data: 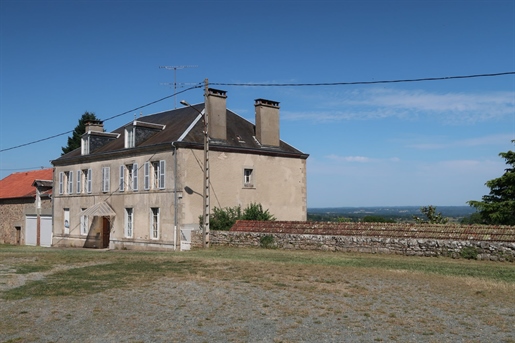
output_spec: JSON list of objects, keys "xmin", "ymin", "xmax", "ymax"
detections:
[
  {"xmin": 124, "ymin": 120, "xmax": 166, "ymax": 149},
  {"xmin": 125, "ymin": 127, "xmax": 135, "ymax": 148},
  {"xmin": 81, "ymin": 123, "xmax": 119, "ymax": 156},
  {"xmin": 81, "ymin": 136, "xmax": 90, "ymax": 155}
]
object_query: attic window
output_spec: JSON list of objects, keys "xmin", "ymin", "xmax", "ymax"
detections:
[
  {"xmin": 81, "ymin": 136, "xmax": 90, "ymax": 155},
  {"xmin": 124, "ymin": 121, "xmax": 165, "ymax": 149},
  {"xmin": 125, "ymin": 127, "xmax": 135, "ymax": 148}
]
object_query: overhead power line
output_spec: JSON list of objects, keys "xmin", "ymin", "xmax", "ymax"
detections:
[
  {"xmin": 0, "ymin": 85, "xmax": 202, "ymax": 153},
  {"xmin": 1, "ymin": 71, "xmax": 513, "ymax": 154},
  {"xmin": 209, "ymin": 71, "xmax": 515, "ymax": 87}
]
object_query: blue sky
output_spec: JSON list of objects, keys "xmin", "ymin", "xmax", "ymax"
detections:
[{"xmin": 1, "ymin": 0, "xmax": 514, "ymax": 207}]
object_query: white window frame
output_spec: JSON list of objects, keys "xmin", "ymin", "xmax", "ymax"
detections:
[
  {"xmin": 86, "ymin": 168, "xmax": 92, "ymax": 194},
  {"xmin": 243, "ymin": 168, "xmax": 254, "ymax": 188},
  {"xmin": 64, "ymin": 208, "xmax": 70, "ymax": 235},
  {"xmin": 152, "ymin": 161, "xmax": 159, "ymax": 189},
  {"xmin": 125, "ymin": 127, "xmax": 135, "ymax": 148},
  {"xmin": 102, "ymin": 167, "xmax": 110, "ymax": 193},
  {"xmin": 81, "ymin": 136, "xmax": 90, "ymax": 155},
  {"xmin": 150, "ymin": 207, "xmax": 159, "ymax": 240},
  {"xmin": 80, "ymin": 209, "xmax": 89, "ymax": 235},
  {"xmin": 125, "ymin": 208, "xmax": 134, "ymax": 238},
  {"xmin": 66, "ymin": 171, "xmax": 73, "ymax": 194}
]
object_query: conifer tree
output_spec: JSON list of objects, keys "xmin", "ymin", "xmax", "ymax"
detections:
[{"xmin": 61, "ymin": 112, "xmax": 100, "ymax": 155}]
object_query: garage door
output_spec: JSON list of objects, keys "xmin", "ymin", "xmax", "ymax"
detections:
[
  {"xmin": 25, "ymin": 216, "xmax": 52, "ymax": 247},
  {"xmin": 40, "ymin": 216, "xmax": 52, "ymax": 247},
  {"xmin": 25, "ymin": 216, "xmax": 37, "ymax": 246}
]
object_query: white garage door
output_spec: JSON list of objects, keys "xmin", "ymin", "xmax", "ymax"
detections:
[
  {"xmin": 25, "ymin": 216, "xmax": 52, "ymax": 247},
  {"xmin": 40, "ymin": 216, "xmax": 52, "ymax": 247},
  {"xmin": 25, "ymin": 216, "xmax": 37, "ymax": 246}
]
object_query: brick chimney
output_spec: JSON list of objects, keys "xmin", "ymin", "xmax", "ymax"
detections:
[
  {"xmin": 255, "ymin": 99, "xmax": 280, "ymax": 147},
  {"xmin": 205, "ymin": 88, "xmax": 227, "ymax": 141},
  {"xmin": 85, "ymin": 120, "xmax": 104, "ymax": 133}
]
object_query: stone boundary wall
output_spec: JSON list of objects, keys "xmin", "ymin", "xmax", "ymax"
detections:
[{"xmin": 191, "ymin": 221, "xmax": 515, "ymax": 261}]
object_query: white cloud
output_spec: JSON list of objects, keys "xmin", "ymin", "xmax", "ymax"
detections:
[
  {"xmin": 283, "ymin": 88, "xmax": 515, "ymax": 124},
  {"xmin": 407, "ymin": 133, "xmax": 514, "ymax": 150},
  {"xmin": 325, "ymin": 154, "xmax": 400, "ymax": 163}
]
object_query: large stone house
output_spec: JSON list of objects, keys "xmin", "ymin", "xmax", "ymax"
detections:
[
  {"xmin": 0, "ymin": 168, "xmax": 53, "ymax": 246},
  {"xmin": 51, "ymin": 89, "xmax": 308, "ymax": 250}
]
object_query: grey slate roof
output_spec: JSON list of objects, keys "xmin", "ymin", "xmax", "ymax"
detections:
[{"xmin": 53, "ymin": 104, "xmax": 307, "ymax": 165}]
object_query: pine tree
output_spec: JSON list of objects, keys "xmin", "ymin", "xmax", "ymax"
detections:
[{"xmin": 61, "ymin": 112, "xmax": 100, "ymax": 155}]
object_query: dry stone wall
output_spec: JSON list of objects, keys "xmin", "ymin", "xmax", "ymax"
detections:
[{"xmin": 191, "ymin": 221, "xmax": 515, "ymax": 261}]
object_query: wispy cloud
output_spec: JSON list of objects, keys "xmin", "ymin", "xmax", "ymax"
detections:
[
  {"xmin": 326, "ymin": 154, "xmax": 400, "ymax": 163},
  {"xmin": 407, "ymin": 133, "xmax": 514, "ymax": 150},
  {"xmin": 283, "ymin": 88, "xmax": 515, "ymax": 124}
]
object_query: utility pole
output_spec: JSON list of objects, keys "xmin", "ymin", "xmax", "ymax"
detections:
[
  {"xmin": 179, "ymin": 78, "xmax": 210, "ymax": 248},
  {"xmin": 202, "ymin": 78, "xmax": 210, "ymax": 248},
  {"xmin": 159, "ymin": 65, "xmax": 198, "ymax": 108}
]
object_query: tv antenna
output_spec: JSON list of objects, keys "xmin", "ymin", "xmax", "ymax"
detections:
[{"xmin": 159, "ymin": 65, "xmax": 198, "ymax": 108}]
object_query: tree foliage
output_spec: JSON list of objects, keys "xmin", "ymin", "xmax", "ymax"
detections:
[
  {"xmin": 468, "ymin": 141, "xmax": 515, "ymax": 225},
  {"xmin": 201, "ymin": 203, "xmax": 276, "ymax": 231},
  {"xmin": 413, "ymin": 205, "xmax": 449, "ymax": 224},
  {"xmin": 61, "ymin": 112, "xmax": 100, "ymax": 155}
]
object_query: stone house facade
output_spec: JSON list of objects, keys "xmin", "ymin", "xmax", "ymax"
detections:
[
  {"xmin": 0, "ymin": 169, "xmax": 53, "ymax": 245},
  {"xmin": 51, "ymin": 88, "xmax": 308, "ymax": 250}
]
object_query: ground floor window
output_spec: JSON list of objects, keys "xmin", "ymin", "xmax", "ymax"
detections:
[
  {"xmin": 80, "ymin": 209, "xmax": 88, "ymax": 235},
  {"xmin": 64, "ymin": 208, "xmax": 70, "ymax": 234},
  {"xmin": 150, "ymin": 207, "xmax": 159, "ymax": 239},
  {"xmin": 125, "ymin": 208, "xmax": 133, "ymax": 238}
]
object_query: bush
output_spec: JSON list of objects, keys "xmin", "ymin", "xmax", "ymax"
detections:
[
  {"xmin": 242, "ymin": 203, "xmax": 276, "ymax": 221},
  {"xmin": 460, "ymin": 246, "xmax": 479, "ymax": 260},
  {"xmin": 260, "ymin": 235, "xmax": 276, "ymax": 249},
  {"xmin": 200, "ymin": 203, "xmax": 275, "ymax": 231}
]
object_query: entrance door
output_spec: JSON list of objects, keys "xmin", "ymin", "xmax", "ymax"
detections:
[
  {"xmin": 15, "ymin": 227, "xmax": 21, "ymax": 245},
  {"xmin": 101, "ymin": 217, "xmax": 110, "ymax": 249}
]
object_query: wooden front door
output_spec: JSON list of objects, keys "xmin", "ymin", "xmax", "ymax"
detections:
[{"xmin": 101, "ymin": 217, "xmax": 110, "ymax": 249}]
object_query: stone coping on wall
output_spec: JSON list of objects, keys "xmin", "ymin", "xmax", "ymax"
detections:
[{"xmin": 229, "ymin": 220, "xmax": 515, "ymax": 242}]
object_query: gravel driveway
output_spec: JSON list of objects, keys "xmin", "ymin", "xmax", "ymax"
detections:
[{"xmin": 1, "ymin": 266, "xmax": 514, "ymax": 342}]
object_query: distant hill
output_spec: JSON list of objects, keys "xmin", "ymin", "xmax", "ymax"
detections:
[{"xmin": 307, "ymin": 206, "xmax": 477, "ymax": 222}]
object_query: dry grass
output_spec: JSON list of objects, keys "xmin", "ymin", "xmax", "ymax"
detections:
[{"xmin": 1, "ymin": 245, "xmax": 515, "ymax": 342}]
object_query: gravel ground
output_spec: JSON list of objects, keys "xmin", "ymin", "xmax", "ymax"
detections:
[{"xmin": 1, "ymin": 268, "xmax": 514, "ymax": 343}]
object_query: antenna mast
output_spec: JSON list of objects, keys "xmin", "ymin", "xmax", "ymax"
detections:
[{"xmin": 159, "ymin": 65, "xmax": 198, "ymax": 108}]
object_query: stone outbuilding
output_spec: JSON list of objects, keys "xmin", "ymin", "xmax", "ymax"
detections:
[{"xmin": 0, "ymin": 168, "xmax": 53, "ymax": 246}]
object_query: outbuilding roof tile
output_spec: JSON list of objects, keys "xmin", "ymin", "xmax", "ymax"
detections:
[{"xmin": 0, "ymin": 168, "xmax": 53, "ymax": 199}]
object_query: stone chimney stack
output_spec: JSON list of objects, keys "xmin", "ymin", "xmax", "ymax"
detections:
[
  {"xmin": 85, "ymin": 120, "xmax": 104, "ymax": 133},
  {"xmin": 205, "ymin": 88, "xmax": 227, "ymax": 141},
  {"xmin": 255, "ymin": 99, "xmax": 280, "ymax": 147}
]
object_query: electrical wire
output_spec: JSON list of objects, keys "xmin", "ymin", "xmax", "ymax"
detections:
[
  {"xmin": 0, "ymin": 84, "xmax": 202, "ymax": 153},
  {"xmin": 209, "ymin": 71, "xmax": 515, "ymax": 87},
  {"xmin": 1, "ymin": 72, "xmax": 514, "ymax": 153}
]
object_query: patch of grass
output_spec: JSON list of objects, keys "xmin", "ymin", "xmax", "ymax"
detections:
[
  {"xmin": 2, "ymin": 258, "xmax": 203, "ymax": 300},
  {"xmin": 1, "ymin": 245, "xmax": 515, "ymax": 304},
  {"xmin": 15, "ymin": 264, "xmax": 53, "ymax": 274},
  {"xmin": 185, "ymin": 247, "xmax": 515, "ymax": 283}
]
